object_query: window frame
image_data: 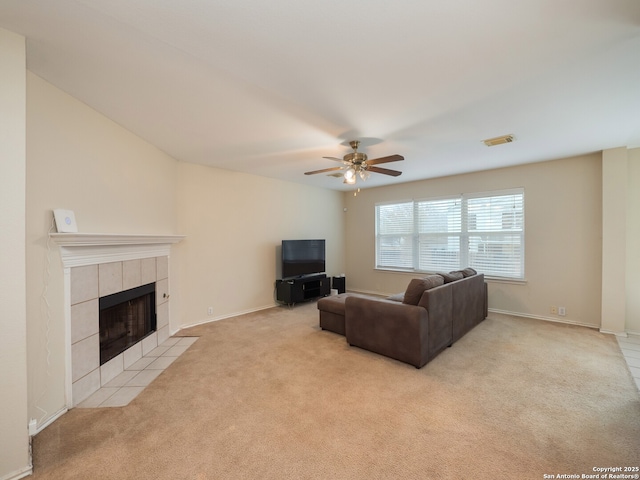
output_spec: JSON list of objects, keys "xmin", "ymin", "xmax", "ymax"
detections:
[{"xmin": 375, "ymin": 188, "xmax": 525, "ymax": 281}]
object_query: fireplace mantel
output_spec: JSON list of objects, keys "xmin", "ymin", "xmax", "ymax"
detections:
[
  {"xmin": 50, "ymin": 232, "xmax": 184, "ymax": 410},
  {"xmin": 50, "ymin": 233, "xmax": 185, "ymax": 268}
]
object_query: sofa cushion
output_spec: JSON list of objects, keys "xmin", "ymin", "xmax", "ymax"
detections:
[
  {"xmin": 458, "ymin": 267, "xmax": 477, "ymax": 277},
  {"xmin": 403, "ymin": 275, "xmax": 444, "ymax": 305},
  {"xmin": 317, "ymin": 293, "xmax": 371, "ymax": 315},
  {"xmin": 448, "ymin": 268, "xmax": 477, "ymax": 278},
  {"xmin": 386, "ymin": 292, "xmax": 405, "ymax": 302},
  {"xmin": 440, "ymin": 271, "xmax": 464, "ymax": 283},
  {"xmin": 317, "ymin": 293, "xmax": 351, "ymax": 315}
]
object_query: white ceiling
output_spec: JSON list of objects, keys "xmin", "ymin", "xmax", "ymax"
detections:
[{"xmin": 2, "ymin": 0, "xmax": 640, "ymax": 191}]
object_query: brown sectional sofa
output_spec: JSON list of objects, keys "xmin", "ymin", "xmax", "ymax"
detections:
[{"xmin": 317, "ymin": 270, "xmax": 487, "ymax": 368}]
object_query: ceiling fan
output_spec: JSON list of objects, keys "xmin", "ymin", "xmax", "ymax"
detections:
[{"xmin": 305, "ymin": 140, "xmax": 403, "ymax": 185}]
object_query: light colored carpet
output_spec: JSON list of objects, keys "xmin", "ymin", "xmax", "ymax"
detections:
[{"xmin": 31, "ymin": 302, "xmax": 640, "ymax": 479}]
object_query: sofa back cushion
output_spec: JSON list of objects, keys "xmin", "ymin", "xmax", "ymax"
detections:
[
  {"xmin": 462, "ymin": 267, "xmax": 477, "ymax": 277},
  {"xmin": 450, "ymin": 267, "xmax": 477, "ymax": 278},
  {"xmin": 403, "ymin": 274, "xmax": 444, "ymax": 305},
  {"xmin": 440, "ymin": 271, "xmax": 464, "ymax": 283}
]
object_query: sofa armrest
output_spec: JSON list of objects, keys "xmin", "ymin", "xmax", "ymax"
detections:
[
  {"xmin": 484, "ymin": 282, "xmax": 488, "ymax": 319},
  {"xmin": 450, "ymin": 273, "xmax": 485, "ymax": 342},
  {"xmin": 345, "ymin": 297, "xmax": 429, "ymax": 368},
  {"xmin": 418, "ymin": 283, "xmax": 453, "ymax": 354}
]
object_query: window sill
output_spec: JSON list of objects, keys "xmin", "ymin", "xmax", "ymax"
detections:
[
  {"xmin": 485, "ymin": 277, "xmax": 527, "ymax": 285},
  {"xmin": 374, "ymin": 268, "xmax": 527, "ymax": 285}
]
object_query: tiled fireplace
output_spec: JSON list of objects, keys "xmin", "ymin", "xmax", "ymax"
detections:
[
  {"xmin": 51, "ymin": 233, "xmax": 184, "ymax": 407},
  {"xmin": 70, "ymin": 256, "xmax": 169, "ymax": 406}
]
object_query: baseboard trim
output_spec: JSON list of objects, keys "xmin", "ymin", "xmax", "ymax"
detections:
[
  {"xmin": 180, "ymin": 303, "xmax": 276, "ymax": 330},
  {"xmin": 599, "ymin": 328, "xmax": 628, "ymax": 337},
  {"xmin": 488, "ymin": 308, "xmax": 599, "ymax": 329},
  {"xmin": 1, "ymin": 465, "xmax": 33, "ymax": 480},
  {"xmin": 3, "ymin": 405, "xmax": 72, "ymax": 479},
  {"xmin": 35, "ymin": 407, "xmax": 68, "ymax": 435},
  {"xmin": 330, "ymin": 295, "xmax": 603, "ymax": 330},
  {"xmin": 178, "ymin": 302, "xmax": 615, "ymax": 335}
]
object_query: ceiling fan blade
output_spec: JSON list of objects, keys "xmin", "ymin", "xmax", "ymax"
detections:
[
  {"xmin": 322, "ymin": 156, "xmax": 347, "ymax": 163},
  {"xmin": 304, "ymin": 166, "xmax": 344, "ymax": 175},
  {"xmin": 368, "ymin": 166, "xmax": 403, "ymax": 177},
  {"xmin": 366, "ymin": 154, "xmax": 404, "ymax": 166}
]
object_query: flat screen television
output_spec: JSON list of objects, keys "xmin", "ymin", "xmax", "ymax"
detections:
[{"xmin": 282, "ymin": 239, "xmax": 326, "ymax": 279}]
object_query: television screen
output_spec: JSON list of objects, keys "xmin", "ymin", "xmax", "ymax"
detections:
[{"xmin": 282, "ymin": 239, "xmax": 326, "ymax": 279}]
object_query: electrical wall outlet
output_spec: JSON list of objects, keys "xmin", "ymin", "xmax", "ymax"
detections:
[
  {"xmin": 550, "ymin": 306, "xmax": 558, "ymax": 315},
  {"xmin": 207, "ymin": 307, "xmax": 213, "ymax": 316},
  {"xmin": 558, "ymin": 306, "xmax": 566, "ymax": 316}
]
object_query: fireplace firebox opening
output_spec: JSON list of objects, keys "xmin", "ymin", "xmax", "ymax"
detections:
[{"xmin": 99, "ymin": 282, "xmax": 156, "ymax": 365}]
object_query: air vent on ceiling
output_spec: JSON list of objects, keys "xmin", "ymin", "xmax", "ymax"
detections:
[{"xmin": 483, "ymin": 134, "xmax": 514, "ymax": 147}]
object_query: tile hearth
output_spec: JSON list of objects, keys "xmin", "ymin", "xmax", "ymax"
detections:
[
  {"xmin": 618, "ymin": 334, "xmax": 640, "ymax": 392},
  {"xmin": 77, "ymin": 336, "xmax": 198, "ymax": 408}
]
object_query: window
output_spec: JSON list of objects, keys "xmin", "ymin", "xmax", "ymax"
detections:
[{"xmin": 375, "ymin": 189, "xmax": 524, "ymax": 280}]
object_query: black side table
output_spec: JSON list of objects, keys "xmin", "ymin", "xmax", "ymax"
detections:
[{"xmin": 332, "ymin": 276, "xmax": 346, "ymax": 294}]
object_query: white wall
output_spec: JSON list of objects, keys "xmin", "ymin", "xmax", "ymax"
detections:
[
  {"xmin": 26, "ymin": 72, "xmax": 179, "ymax": 432},
  {"xmin": 176, "ymin": 162, "xmax": 344, "ymax": 326},
  {"xmin": 24, "ymin": 72, "xmax": 346, "ymax": 438},
  {"xmin": 0, "ymin": 28, "xmax": 30, "ymax": 480},
  {"xmin": 601, "ymin": 148, "xmax": 628, "ymax": 334},
  {"xmin": 626, "ymin": 147, "xmax": 640, "ymax": 335},
  {"xmin": 344, "ymin": 153, "xmax": 603, "ymax": 328}
]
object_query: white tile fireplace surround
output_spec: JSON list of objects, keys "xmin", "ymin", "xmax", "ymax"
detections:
[{"xmin": 51, "ymin": 233, "xmax": 184, "ymax": 407}]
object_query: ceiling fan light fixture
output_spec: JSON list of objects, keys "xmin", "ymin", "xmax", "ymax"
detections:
[
  {"xmin": 344, "ymin": 167, "xmax": 356, "ymax": 183},
  {"xmin": 305, "ymin": 140, "xmax": 403, "ymax": 182},
  {"xmin": 483, "ymin": 134, "xmax": 515, "ymax": 147}
]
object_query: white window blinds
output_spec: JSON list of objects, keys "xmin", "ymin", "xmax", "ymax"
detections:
[
  {"xmin": 375, "ymin": 189, "xmax": 524, "ymax": 280},
  {"xmin": 375, "ymin": 201, "xmax": 414, "ymax": 269},
  {"xmin": 417, "ymin": 197, "xmax": 461, "ymax": 272}
]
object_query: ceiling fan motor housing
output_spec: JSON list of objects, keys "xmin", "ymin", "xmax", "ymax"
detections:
[{"xmin": 345, "ymin": 152, "xmax": 368, "ymax": 164}]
